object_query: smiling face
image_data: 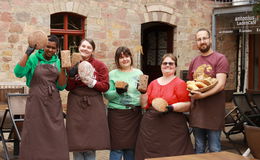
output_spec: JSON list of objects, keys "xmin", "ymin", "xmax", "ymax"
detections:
[
  {"xmin": 196, "ymin": 30, "xmax": 211, "ymax": 54},
  {"xmin": 114, "ymin": 46, "xmax": 133, "ymax": 70},
  {"xmin": 119, "ymin": 53, "xmax": 132, "ymax": 70},
  {"xmin": 161, "ymin": 56, "xmax": 176, "ymax": 76},
  {"xmin": 43, "ymin": 41, "xmax": 57, "ymax": 60},
  {"xmin": 79, "ymin": 40, "xmax": 94, "ymax": 60}
]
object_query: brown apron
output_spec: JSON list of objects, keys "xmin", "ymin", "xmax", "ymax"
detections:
[
  {"xmin": 108, "ymin": 108, "xmax": 142, "ymax": 150},
  {"xmin": 135, "ymin": 109, "xmax": 194, "ymax": 160},
  {"xmin": 189, "ymin": 91, "xmax": 226, "ymax": 130},
  {"xmin": 66, "ymin": 87, "xmax": 110, "ymax": 151},
  {"xmin": 20, "ymin": 64, "xmax": 69, "ymax": 160}
]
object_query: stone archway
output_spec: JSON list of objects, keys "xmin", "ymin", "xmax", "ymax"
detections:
[
  {"xmin": 138, "ymin": 4, "xmax": 177, "ymax": 26},
  {"xmin": 47, "ymin": 1, "xmax": 89, "ymax": 16}
]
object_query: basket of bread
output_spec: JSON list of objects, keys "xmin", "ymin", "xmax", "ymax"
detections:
[
  {"xmin": 186, "ymin": 77, "xmax": 218, "ymax": 92},
  {"xmin": 187, "ymin": 64, "xmax": 218, "ymax": 92}
]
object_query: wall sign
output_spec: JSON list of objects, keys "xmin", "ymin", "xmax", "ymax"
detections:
[{"xmin": 216, "ymin": 12, "xmax": 260, "ymax": 34}]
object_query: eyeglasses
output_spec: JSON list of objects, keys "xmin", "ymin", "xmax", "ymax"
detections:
[
  {"xmin": 196, "ymin": 37, "xmax": 209, "ymax": 42},
  {"xmin": 162, "ymin": 62, "xmax": 174, "ymax": 66}
]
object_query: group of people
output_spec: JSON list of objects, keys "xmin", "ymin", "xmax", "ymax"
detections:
[{"xmin": 14, "ymin": 28, "xmax": 229, "ymax": 160}]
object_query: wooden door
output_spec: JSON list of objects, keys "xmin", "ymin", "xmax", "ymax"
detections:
[
  {"xmin": 142, "ymin": 24, "xmax": 173, "ymax": 83},
  {"xmin": 248, "ymin": 34, "xmax": 260, "ymax": 90}
]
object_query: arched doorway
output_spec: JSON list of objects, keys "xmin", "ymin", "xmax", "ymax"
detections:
[{"xmin": 141, "ymin": 22, "xmax": 174, "ymax": 83}]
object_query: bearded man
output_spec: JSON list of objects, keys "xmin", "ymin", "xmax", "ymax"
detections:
[{"xmin": 187, "ymin": 28, "xmax": 230, "ymax": 153}]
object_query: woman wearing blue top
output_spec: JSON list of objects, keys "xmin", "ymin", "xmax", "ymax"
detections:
[
  {"xmin": 104, "ymin": 46, "xmax": 143, "ymax": 160},
  {"xmin": 14, "ymin": 35, "xmax": 69, "ymax": 160}
]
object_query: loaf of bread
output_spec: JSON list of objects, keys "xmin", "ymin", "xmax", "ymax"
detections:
[
  {"xmin": 187, "ymin": 81, "xmax": 199, "ymax": 91},
  {"xmin": 28, "ymin": 31, "xmax": 48, "ymax": 49},
  {"xmin": 71, "ymin": 52, "xmax": 82, "ymax": 66},
  {"xmin": 137, "ymin": 75, "xmax": 149, "ymax": 93},
  {"xmin": 152, "ymin": 98, "xmax": 168, "ymax": 112},
  {"xmin": 60, "ymin": 50, "xmax": 71, "ymax": 68},
  {"xmin": 78, "ymin": 61, "xmax": 95, "ymax": 81},
  {"xmin": 115, "ymin": 81, "xmax": 128, "ymax": 89},
  {"xmin": 194, "ymin": 81, "xmax": 208, "ymax": 88},
  {"xmin": 196, "ymin": 78, "xmax": 211, "ymax": 86}
]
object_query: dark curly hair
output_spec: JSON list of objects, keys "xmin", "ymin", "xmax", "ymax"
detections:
[{"xmin": 48, "ymin": 35, "xmax": 59, "ymax": 48}]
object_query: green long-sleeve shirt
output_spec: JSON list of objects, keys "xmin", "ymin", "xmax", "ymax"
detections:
[
  {"xmin": 104, "ymin": 68, "xmax": 143, "ymax": 109},
  {"xmin": 14, "ymin": 49, "xmax": 66, "ymax": 90}
]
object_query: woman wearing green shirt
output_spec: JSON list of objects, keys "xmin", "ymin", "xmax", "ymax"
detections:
[
  {"xmin": 104, "ymin": 46, "xmax": 143, "ymax": 160},
  {"xmin": 14, "ymin": 35, "xmax": 69, "ymax": 160}
]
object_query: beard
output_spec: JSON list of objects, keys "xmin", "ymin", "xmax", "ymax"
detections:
[{"xmin": 198, "ymin": 44, "xmax": 211, "ymax": 53}]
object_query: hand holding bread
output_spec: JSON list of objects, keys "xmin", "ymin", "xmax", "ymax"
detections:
[
  {"xmin": 152, "ymin": 98, "xmax": 168, "ymax": 112},
  {"xmin": 188, "ymin": 64, "xmax": 218, "ymax": 92},
  {"xmin": 78, "ymin": 61, "xmax": 95, "ymax": 80},
  {"xmin": 60, "ymin": 50, "xmax": 71, "ymax": 68},
  {"xmin": 137, "ymin": 74, "xmax": 149, "ymax": 94},
  {"xmin": 28, "ymin": 30, "xmax": 48, "ymax": 50},
  {"xmin": 115, "ymin": 81, "xmax": 128, "ymax": 94}
]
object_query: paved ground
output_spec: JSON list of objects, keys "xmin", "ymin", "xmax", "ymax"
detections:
[{"xmin": 0, "ymin": 130, "xmax": 251, "ymax": 160}]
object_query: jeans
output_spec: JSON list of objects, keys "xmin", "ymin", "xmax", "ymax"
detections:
[
  {"xmin": 109, "ymin": 149, "xmax": 134, "ymax": 160},
  {"xmin": 193, "ymin": 128, "xmax": 221, "ymax": 153},
  {"xmin": 73, "ymin": 151, "xmax": 96, "ymax": 160}
]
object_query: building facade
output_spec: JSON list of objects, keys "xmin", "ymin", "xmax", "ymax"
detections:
[
  {"xmin": 1, "ymin": 0, "xmax": 238, "ymax": 103},
  {"xmin": 214, "ymin": 2, "xmax": 260, "ymax": 93}
]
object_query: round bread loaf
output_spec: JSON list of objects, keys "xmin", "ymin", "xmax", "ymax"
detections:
[
  {"xmin": 152, "ymin": 98, "xmax": 168, "ymax": 112},
  {"xmin": 78, "ymin": 61, "xmax": 95, "ymax": 81},
  {"xmin": 28, "ymin": 31, "xmax": 48, "ymax": 49}
]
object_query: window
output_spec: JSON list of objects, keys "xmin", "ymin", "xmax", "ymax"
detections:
[{"xmin": 50, "ymin": 12, "xmax": 85, "ymax": 52}]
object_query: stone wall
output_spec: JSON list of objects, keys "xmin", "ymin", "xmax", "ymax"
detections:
[
  {"xmin": 1, "ymin": 0, "xmax": 234, "ymax": 104},
  {"xmin": 216, "ymin": 33, "xmax": 238, "ymax": 90}
]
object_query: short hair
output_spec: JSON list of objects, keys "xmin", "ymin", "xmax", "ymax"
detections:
[
  {"xmin": 79, "ymin": 38, "xmax": 96, "ymax": 51},
  {"xmin": 48, "ymin": 35, "xmax": 59, "ymax": 48},
  {"xmin": 196, "ymin": 28, "xmax": 211, "ymax": 38},
  {"xmin": 114, "ymin": 46, "xmax": 133, "ymax": 68},
  {"xmin": 161, "ymin": 53, "xmax": 177, "ymax": 67}
]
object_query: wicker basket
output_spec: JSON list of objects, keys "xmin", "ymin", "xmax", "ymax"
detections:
[{"xmin": 188, "ymin": 80, "xmax": 218, "ymax": 93}]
